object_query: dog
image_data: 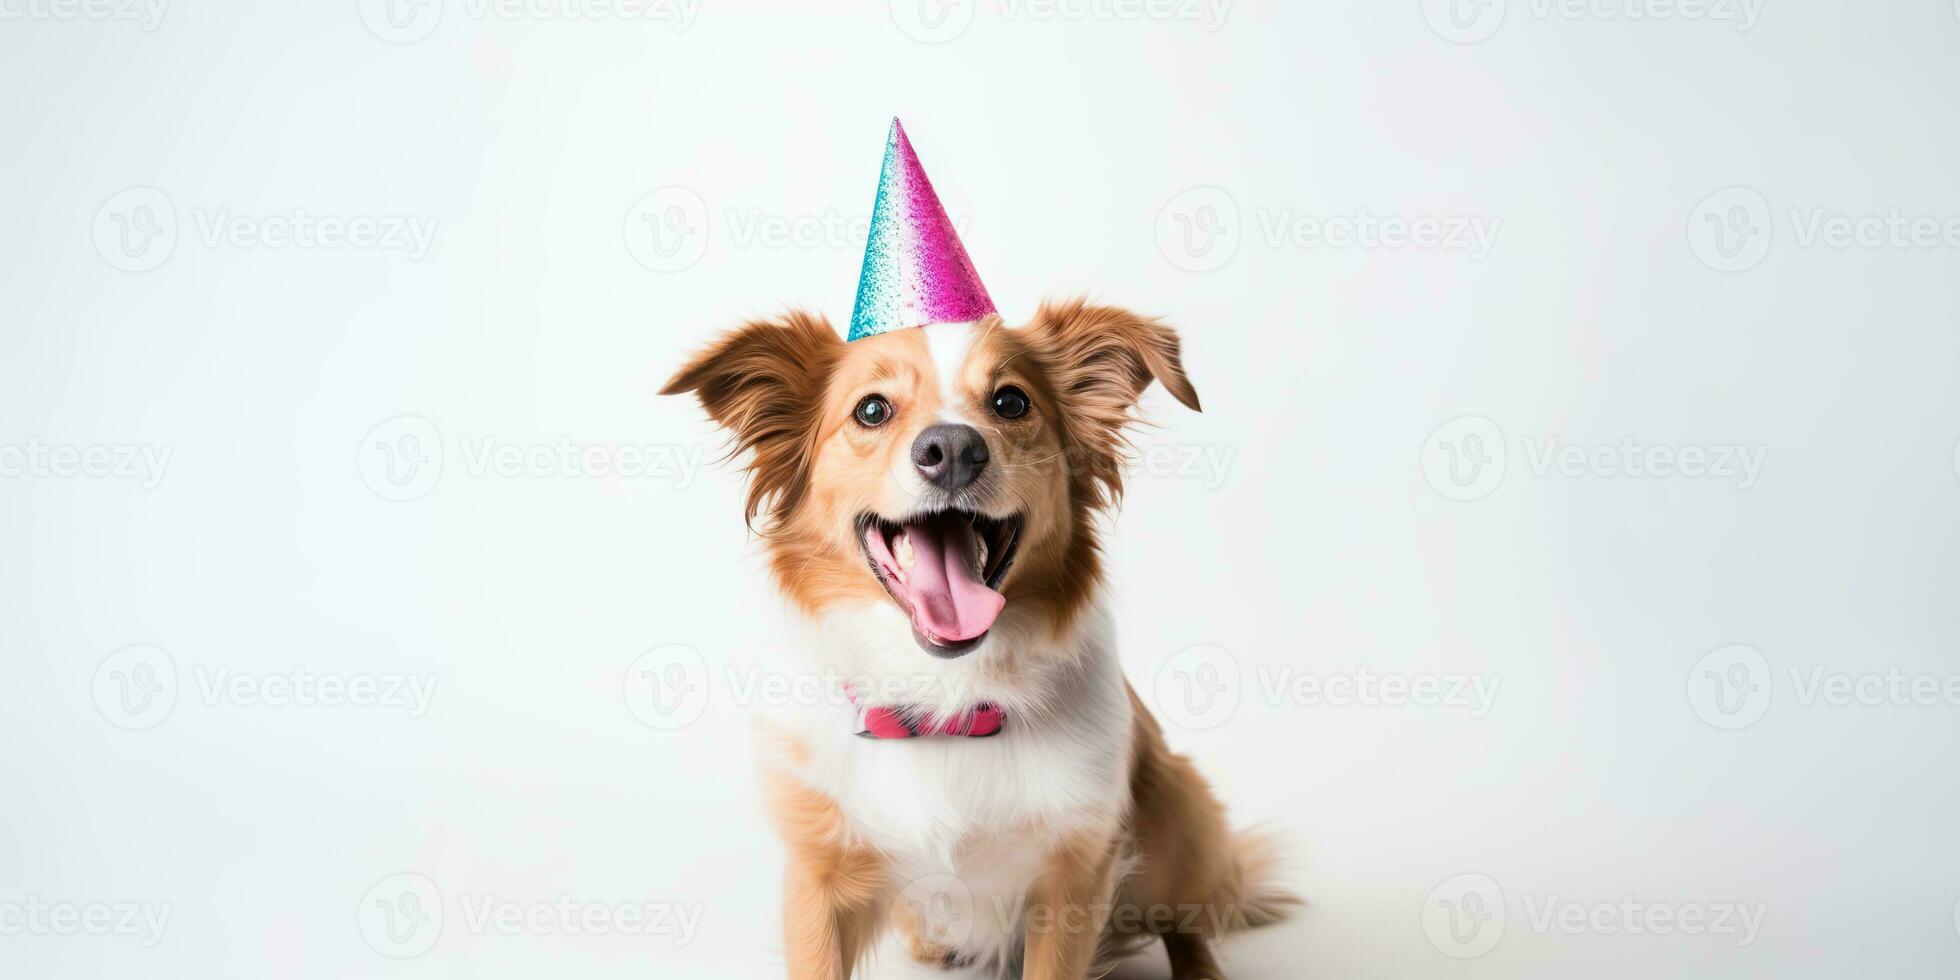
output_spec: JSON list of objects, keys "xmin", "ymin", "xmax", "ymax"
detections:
[{"xmin": 663, "ymin": 299, "xmax": 1295, "ymax": 979}]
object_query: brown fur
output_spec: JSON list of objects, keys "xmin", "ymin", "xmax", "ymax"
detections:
[
  {"xmin": 660, "ymin": 310, "xmax": 845, "ymax": 533},
  {"xmin": 763, "ymin": 759, "xmax": 886, "ymax": 980},
  {"xmin": 668, "ymin": 302, "xmax": 1292, "ymax": 979},
  {"xmin": 868, "ymin": 695, "xmax": 1297, "ymax": 980},
  {"xmin": 1116, "ymin": 687, "xmax": 1301, "ymax": 946}
]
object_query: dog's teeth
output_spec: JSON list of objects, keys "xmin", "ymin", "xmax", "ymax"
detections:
[
  {"xmin": 976, "ymin": 536, "xmax": 989, "ymax": 572},
  {"xmin": 895, "ymin": 533, "xmax": 916, "ymax": 571}
]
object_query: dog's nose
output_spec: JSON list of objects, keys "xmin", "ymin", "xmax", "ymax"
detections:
[{"xmin": 911, "ymin": 423, "xmax": 990, "ymax": 491}]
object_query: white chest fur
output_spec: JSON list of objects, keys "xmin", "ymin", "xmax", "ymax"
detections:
[{"xmin": 764, "ymin": 599, "xmax": 1135, "ymax": 964}]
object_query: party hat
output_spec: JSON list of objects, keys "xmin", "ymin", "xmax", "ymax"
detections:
[{"xmin": 848, "ymin": 119, "xmax": 997, "ymax": 341}]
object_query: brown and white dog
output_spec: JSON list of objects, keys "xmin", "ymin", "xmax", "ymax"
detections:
[{"xmin": 664, "ymin": 301, "xmax": 1293, "ymax": 979}]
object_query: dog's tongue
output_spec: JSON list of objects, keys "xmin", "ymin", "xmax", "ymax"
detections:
[{"xmin": 895, "ymin": 518, "xmax": 1003, "ymax": 643}]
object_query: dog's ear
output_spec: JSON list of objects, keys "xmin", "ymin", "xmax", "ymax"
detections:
[
  {"xmin": 1024, "ymin": 299, "xmax": 1201, "ymax": 507},
  {"xmin": 661, "ymin": 311, "xmax": 842, "ymax": 529},
  {"xmin": 1025, "ymin": 298, "xmax": 1201, "ymax": 415}
]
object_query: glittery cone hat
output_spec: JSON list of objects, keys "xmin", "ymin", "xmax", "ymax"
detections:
[{"xmin": 848, "ymin": 119, "xmax": 997, "ymax": 341}]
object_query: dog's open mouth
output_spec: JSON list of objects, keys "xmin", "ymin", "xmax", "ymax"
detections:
[{"xmin": 859, "ymin": 510, "xmax": 1024, "ymax": 657}]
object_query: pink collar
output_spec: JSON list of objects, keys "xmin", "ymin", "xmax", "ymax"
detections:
[{"xmin": 852, "ymin": 695, "xmax": 1005, "ymax": 740}]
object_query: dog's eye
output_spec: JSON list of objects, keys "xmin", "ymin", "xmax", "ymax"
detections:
[
  {"xmin": 990, "ymin": 386, "xmax": 1031, "ymax": 420},
  {"xmin": 853, "ymin": 395, "xmax": 894, "ymax": 428}
]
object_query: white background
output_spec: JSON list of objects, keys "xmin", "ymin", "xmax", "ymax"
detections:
[{"xmin": 5, "ymin": 1, "xmax": 1960, "ymax": 977}]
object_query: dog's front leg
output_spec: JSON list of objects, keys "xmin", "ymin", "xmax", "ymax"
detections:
[
  {"xmin": 783, "ymin": 846, "xmax": 882, "ymax": 980},
  {"xmin": 769, "ymin": 768, "xmax": 885, "ymax": 980},
  {"xmin": 1020, "ymin": 836, "xmax": 1117, "ymax": 980}
]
